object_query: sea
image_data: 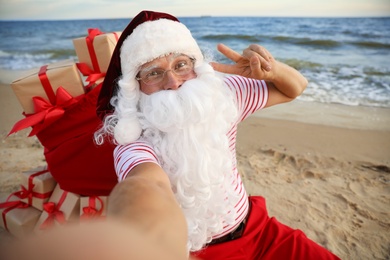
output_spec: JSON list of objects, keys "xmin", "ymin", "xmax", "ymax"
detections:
[{"xmin": 0, "ymin": 16, "xmax": 389, "ymax": 108}]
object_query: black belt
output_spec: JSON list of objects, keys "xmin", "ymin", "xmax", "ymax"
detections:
[{"xmin": 207, "ymin": 201, "xmax": 251, "ymax": 245}]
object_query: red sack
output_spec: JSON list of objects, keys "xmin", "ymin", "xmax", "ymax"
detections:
[{"xmin": 36, "ymin": 85, "xmax": 117, "ymax": 196}]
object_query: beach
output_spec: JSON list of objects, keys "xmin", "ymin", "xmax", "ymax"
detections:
[{"xmin": 1, "ymin": 78, "xmax": 389, "ymax": 259}]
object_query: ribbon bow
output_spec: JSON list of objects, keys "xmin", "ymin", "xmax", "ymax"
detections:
[
  {"xmin": 12, "ymin": 185, "xmax": 34, "ymax": 201},
  {"xmin": 81, "ymin": 207, "xmax": 99, "ymax": 218},
  {"xmin": 76, "ymin": 28, "xmax": 105, "ymax": 91},
  {"xmin": 80, "ymin": 196, "xmax": 104, "ymax": 220},
  {"xmin": 0, "ymin": 200, "xmax": 29, "ymax": 231},
  {"xmin": 40, "ymin": 202, "xmax": 66, "ymax": 229},
  {"xmin": 39, "ymin": 190, "xmax": 68, "ymax": 229},
  {"xmin": 9, "ymin": 169, "xmax": 53, "ymax": 207},
  {"xmin": 12, "ymin": 184, "xmax": 53, "ymax": 206},
  {"xmin": 8, "ymin": 87, "xmax": 79, "ymax": 136},
  {"xmin": 76, "ymin": 62, "xmax": 105, "ymax": 92}
]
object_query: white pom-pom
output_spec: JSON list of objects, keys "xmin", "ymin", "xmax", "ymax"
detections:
[{"xmin": 114, "ymin": 117, "xmax": 142, "ymax": 145}]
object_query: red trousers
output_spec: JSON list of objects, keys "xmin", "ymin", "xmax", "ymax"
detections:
[{"xmin": 192, "ymin": 196, "xmax": 340, "ymax": 260}]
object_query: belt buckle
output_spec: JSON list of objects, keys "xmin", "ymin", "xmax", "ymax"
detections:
[
  {"xmin": 229, "ymin": 221, "xmax": 245, "ymax": 240},
  {"xmin": 208, "ymin": 200, "xmax": 250, "ymax": 245}
]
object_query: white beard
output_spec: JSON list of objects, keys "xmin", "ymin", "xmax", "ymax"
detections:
[{"xmin": 137, "ymin": 63, "xmax": 240, "ymax": 251}]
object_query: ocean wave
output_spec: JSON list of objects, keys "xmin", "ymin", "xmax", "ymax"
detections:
[
  {"xmin": 280, "ymin": 58, "xmax": 323, "ymax": 70},
  {"xmin": 301, "ymin": 65, "xmax": 390, "ymax": 108},
  {"xmin": 0, "ymin": 49, "xmax": 77, "ymax": 70},
  {"xmin": 349, "ymin": 41, "xmax": 390, "ymax": 49},
  {"xmin": 270, "ymin": 36, "xmax": 390, "ymax": 50},
  {"xmin": 0, "ymin": 50, "xmax": 12, "ymax": 57},
  {"xmin": 363, "ymin": 67, "xmax": 390, "ymax": 77},
  {"xmin": 341, "ymin": 30, "xmax": 383, "ymax": 39},
  {"xmin": 272, "ymin": 36, "xmax": 341, "ymax": 48},
  {"xmin": 32, "ymin": 49, "xmax": 76, "ymax": 59},
  {"xmin": 203, "ymin": 34, "xmax": 344, "ymax": 49},
  {"xmin": 201, "ymin": 34, "xmax": 259, "ymax": 42}
]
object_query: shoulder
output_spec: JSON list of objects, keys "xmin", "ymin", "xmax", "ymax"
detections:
[
  {"xmin": 223, "ymin": 74, "xmax": 268, "ymax": 87},
  {"xmin": 223, "ymin": 75, "xmax": 268, "ymax": 97},
  {"xmin": 223, "ymin": 75, "xmax": 268, "ymax": 106}
]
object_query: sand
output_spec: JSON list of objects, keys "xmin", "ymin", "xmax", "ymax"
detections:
[{"xmin": 0, "ymin": 81, "xmax": 389, "ymax": 259}]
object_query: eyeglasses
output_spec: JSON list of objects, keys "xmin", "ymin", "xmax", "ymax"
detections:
[{"xmin": 136, "ymin": 56, "xmax": 195, "ymax": 86}]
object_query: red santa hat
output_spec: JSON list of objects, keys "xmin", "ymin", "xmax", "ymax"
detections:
[{"xmin": 97, "ymin": 10, "xmax": 203, "ymax": 120}]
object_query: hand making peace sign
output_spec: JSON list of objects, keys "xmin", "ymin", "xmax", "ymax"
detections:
[{"xmin": 210, "ymin": 43, "xmax": 275, "ymax": 81}]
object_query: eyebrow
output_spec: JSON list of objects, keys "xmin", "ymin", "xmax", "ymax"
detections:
[
  {"xmin": 139, "ymin": 54, "xmax": 189, "ymax": 74},
  {"xmin": 139, "ymin": 64, "xmax": 160, "ymax": 74},
  {"xmin": 169, "ymin": 53, "xmax": 187, "ymax": 60}
]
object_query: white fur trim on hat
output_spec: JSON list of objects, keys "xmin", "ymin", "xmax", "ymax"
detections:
[{"xmin": 120, "ymin": 18, "xmax": 203, "ymax": 82}]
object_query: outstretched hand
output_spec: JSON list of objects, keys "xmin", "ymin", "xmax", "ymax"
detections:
[{"xmin": 210, "ymin": 43, "xmax": 275, "ymax": 80}]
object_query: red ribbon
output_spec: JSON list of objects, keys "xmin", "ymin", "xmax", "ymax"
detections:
[
  {"xmin": 76, "ymin": 62, "xmax": 106, "ymax": 92},
  {"xmin": 85, "ymin": 29, "xmax": 119, "ymax": 72},
  {"xmin": 8, "ymin": 87, "xmax": 80, "ymax": 136},
  {"xmin": 76, "ymin": 29, "xmax": 119, "ymax": 91},
  {"xmin": 0, "ymin": 200, "xmax": 29, "ymax": 231},
  {"xmin": 10, "ymin": 169, "xmax": 53, "ymax": 206},
  {"xmin": 39, "ymin": 65, "xmax": 57, "ymax": 105},
  {"xmin": 40, "ymin": 191, "xmax": 68, "ymax": 229},
  {"xmin": 86, "ymin": 28, "xmax": 104, "ymax": 73},
  {"xmin": 80, "ymin": 196, "xmax": 104, "ymax": 220}
]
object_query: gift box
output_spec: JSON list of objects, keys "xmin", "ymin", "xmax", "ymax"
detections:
[
  {"xmin": 8, "ymin": 86, "xmax": 83, "ymax": 137},
  {"xmin": 73, "ymin": 29, "xmax": 121, "ymax": 75},
  {"xmin": 35, "ymin": 185, "xmax": 80, "ymax": 231},
  {"xmin": 80, "ymin": 196, "xmax": 108, "ymax": 220},
  {"xmin": 11, "ymin": 59, "xmax": 85, "ymax": 114},
  {"xmin": 11, "ymin": 166, "xmax": 57, "ymax": 211},
  {"xmin": 0, "ymin": 194, "xmax": 41, "ymax": 238}
]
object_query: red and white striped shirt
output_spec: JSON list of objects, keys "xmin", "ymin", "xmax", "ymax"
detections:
[{"xmin": 114, "ymin": 75, "xmax": 268, "ymax": 238}]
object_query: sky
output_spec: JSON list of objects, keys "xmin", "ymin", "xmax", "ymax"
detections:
[{"xmin": 0, "ymin": 0, "xmax": 389, "ymax": 20}]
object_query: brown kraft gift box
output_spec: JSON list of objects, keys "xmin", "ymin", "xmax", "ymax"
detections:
[
  {"xmin": 34, "ymin": 184, "xmax": 80, "ymax": 232},
  {"xmin": 0, "ymin": 194, "xmax": 41, "ymax": 238},
  {"xmin": 73, "ymin": 29, "xmax": 121, "ymax": 74},
  {"xmin": 11, "ymin": 59, "xmax": 85, "ymax": 114},
  {"xmin": 14, "ymin": 166, "xmax": 57, "ymax": 211}
]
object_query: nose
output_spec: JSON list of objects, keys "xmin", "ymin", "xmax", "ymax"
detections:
[{"xmin": 163, "ymin": 70, "xmax": 182, "ymax": 90}]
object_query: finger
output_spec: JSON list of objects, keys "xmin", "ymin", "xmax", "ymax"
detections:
[
  {"xmin": 216, "ymin": 43, "xmax": 243, "ymax": 63},
  {"xmin": 210, "ymin": 61, "xmax": 238, "ymax": 74},
  {"xmin": 243, "ymin": 47, "xmax": 270, "ymax": 63},
  {"xmin": 249, "ymin": 56, "xmax": 263, "ymax": 78},
  {"xmin": 243, "ymin": 48, "xmax": 271, "ymax": 71},
  {"xmin": 248, "ymin": 44, "xmax": 273, "ymax": 61}
]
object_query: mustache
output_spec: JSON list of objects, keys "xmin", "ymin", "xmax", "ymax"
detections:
[{"xmin": 138, "ymin": 78, "xmax": 214, "ymax": 132}]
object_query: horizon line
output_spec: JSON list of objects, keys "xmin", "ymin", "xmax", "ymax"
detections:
[{"xmin": 1, "ymin": 14, "xmax": 389, "ymax": 22}]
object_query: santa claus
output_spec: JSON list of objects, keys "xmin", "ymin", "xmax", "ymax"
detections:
[{"xmin": 94, "ymin": 10, "xmax": 339, "ymax": 260}]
